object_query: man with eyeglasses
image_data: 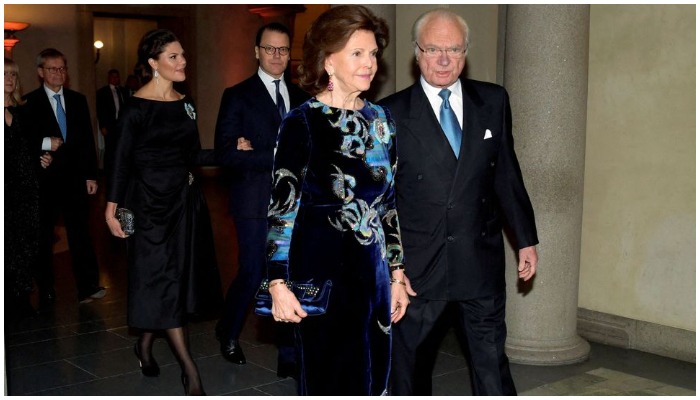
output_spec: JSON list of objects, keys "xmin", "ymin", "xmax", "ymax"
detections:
[
  {"xmin": 379, "ymin": 9, "xmax": 539, "ymax": 395},
  {"xmin": 23, "ymin": 48, "xmax": 106, "ymax": 306},
  {"xmin": 214, "ymin": 22, "xmax": 309, "ymax": 377}
]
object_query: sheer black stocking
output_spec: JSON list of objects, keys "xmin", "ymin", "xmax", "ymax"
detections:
[
  {"xmin": 165, "ymin": 327, "xmax": 204, "ymax": 395},
  {"xmin": 137, "ymin": 331, "xmax": 156, "ymax": 366}
]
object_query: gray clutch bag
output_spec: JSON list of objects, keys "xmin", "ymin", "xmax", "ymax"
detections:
[{"xmin": 116, "ymin": 208, "xmax": 135, "ymax": 235}]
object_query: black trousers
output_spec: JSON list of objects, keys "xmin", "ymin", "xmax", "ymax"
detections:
[
  {"xmin": 391, "ymin": 292, "xmax": 516, "ymax": 395},
  {"xmin": 35, "ymin": 182, "xmax": 100, "ymax": 300}
]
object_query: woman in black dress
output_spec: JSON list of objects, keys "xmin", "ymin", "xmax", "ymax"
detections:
[
  {"xmin": 105, "ymin": 30, "xmax": 221, "ymax": 396},
  {"xmin": 4, "ymin": 58, "xmax": 53, "ymax": 321}
]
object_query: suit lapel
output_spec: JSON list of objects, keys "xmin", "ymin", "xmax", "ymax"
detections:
[
  {"xmin": 404, "ymin": 83, "xmax": 458, "ymax": 175},
  {"xmin": 253, "ymin": 75, "xmax": 283, "ymax": 124},
  {"xmin": 453, "ymin": 79, "xmax": 488, "ymax": 183}
]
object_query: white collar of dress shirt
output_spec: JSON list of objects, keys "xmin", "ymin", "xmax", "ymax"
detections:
[
  {"xmin": 43, "ymin": 84, "xmax": 64, "ymax": 98},
  {"xmin": 257, "ymin": 67, "xmax": 285, "ymax": 87},
  {"xmin": 419, "ymin": 76, "xmax": 462, "ymax": 102}
]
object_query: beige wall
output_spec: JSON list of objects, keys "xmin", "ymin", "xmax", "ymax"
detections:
[
  {"xmin": 5, "ymin": 5, "xmax": 82, "ymax": 93},
  {"xmin": 4, "ymin": 2, "xmax": 695, "ymax": 339},
  {"xmin": 579, "ymin": 5, "xmax": 695, "ymax": 331}
]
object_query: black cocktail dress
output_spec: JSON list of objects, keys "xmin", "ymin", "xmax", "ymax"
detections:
[{"xmin": 108, "ymin": 96, "xmax": 222, "ymax": 330}]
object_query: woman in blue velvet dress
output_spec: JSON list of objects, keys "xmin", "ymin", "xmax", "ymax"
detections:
[{"xmin": 265, "ymin": 6, "xmax": 410, "ymax": 395}]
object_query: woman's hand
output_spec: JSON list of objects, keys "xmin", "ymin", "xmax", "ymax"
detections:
[
  {"xmin": 270, "ymin": 280, "xmax": 308, "ymax": 323},
  {"xmin": 39, "ymin": 152, "xmax": 52, "ymax": 169},
  {"xmin": 390, "ymin": 270, "xmax": 410, "ymax": 323},
  {"xmin": 105, "ymin": 201, "xmax": 128, "ymax": 238}
]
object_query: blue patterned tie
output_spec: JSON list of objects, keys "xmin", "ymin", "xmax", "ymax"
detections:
[
  {"xmin": 274, "ymin": 79, "xmax": 286, "ymax": 118},
  {"xmin": 53, "ymin": 93, "xmax": 67, "ymax": 141},
  {"xmin": 438, "ymin": 89, "xmax": 462, "ymax": 157}
]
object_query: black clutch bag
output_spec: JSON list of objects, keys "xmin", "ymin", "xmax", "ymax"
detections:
[
  {"xmin": 254, "ymin": 279, "xmax": 332, "ymax": 317},
  {"xmin": 115, "ymin": 208, "xmax": 135, "ymax": 235}
]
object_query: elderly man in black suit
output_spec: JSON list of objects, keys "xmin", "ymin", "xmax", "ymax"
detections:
[
  {"xmin": 23, "ymin": 48, "xmax": 105, "ymax": 306},
  {"xmin": 379, "ymin": 9, "xmax": 539, "ymax": 395},
  {"xmin": 96, "ymin": 68, "xmax": 128, "ymax": 177},
  {"xmin": 214, "ymin": 22, "xmax": 309, "ymax": 373}
]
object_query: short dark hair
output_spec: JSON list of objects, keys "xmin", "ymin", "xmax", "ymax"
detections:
[
  {"xmin": 255, "ymin": 22, "xmax": 291, "ymax": 46},
  {"xmin": 107, "ymin": 69, "xmax": 119, "ymax": 76},
  {"xmin": 298, "ymin": 5, "xmax": 389, "ymax": 95},
  {"xmin": 35, "ymin": 48, "xmax": 67, "ymax": 68},
  {"xmin": 137, "ymin": 29, "xmax": 179, "ymax": 74}
]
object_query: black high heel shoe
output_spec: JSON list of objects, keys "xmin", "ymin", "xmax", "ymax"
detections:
[
  {"xmin": 134, "ymin": 342, "xmax": 160, "ymax": 377},
  {"xmin": 181, "ymin": 373, "xmax": 206, "ymax": 396}
]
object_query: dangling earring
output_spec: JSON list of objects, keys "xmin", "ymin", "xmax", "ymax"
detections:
[
  {"xmin": 327, "ymin": 73, "xmax": 334, "ymax": 92},
  {"xmin": 154, "ymin": 70, "xmax": 160, "ymax": 86}
]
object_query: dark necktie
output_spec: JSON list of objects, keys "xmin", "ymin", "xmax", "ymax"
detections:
[
  {"xmin": 438, "ymin": 89, "xmax": 462, "ymax": 158},
  {"xmin": 274, "ymin": 79, "xmax": 286, "ymax": 118},
  {"xmin": 53, "ymin": 93, "xmax": 67, "ymax": 140}
]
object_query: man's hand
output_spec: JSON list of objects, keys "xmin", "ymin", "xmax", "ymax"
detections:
[
  {"xmin": 86, "ymin": 180, "xmax": 98, "ymax": 195},
  {"xmin": 518, "ymin": 246, "xmax": 538, "ymax": 281},
  {"xmin": 237, "ymin": 137, "xmax": 253, "ymax": 151},
  {"xmin": 50, "ymin": 137, "xmax": 63, "ymax": 151}
]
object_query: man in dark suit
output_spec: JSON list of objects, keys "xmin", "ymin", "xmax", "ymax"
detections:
[
  {"xmin": 24, "ymin": 48, "xmax": 105, "ymax": 306},
  {"xmin": 379, "ymin": 9, "xmax": 539, "ymax": 395},
  {"xmin": 96, "ymin": 68, "xmax": 127, "ymax": 177},
  {"xmin": 214, "ymin": 22, "xmax": 309, "ymax": 371}
]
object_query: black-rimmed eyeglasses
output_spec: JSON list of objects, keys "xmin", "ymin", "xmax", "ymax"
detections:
[{"xmin": 258, "ymin": 45, "xmax": 290, "ymax": 56}]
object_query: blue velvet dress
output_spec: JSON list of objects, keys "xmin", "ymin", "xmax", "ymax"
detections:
[{"xmin": 266, "ymin": 98, "xmax": 404, "ymax": 395}]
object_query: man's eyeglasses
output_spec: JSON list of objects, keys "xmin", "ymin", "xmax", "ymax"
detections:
[
  {"xmin": 43, "ymin": 66, "xmax": 68, "ymax": 74},
  {"xmin": 258, "ymin": 45, "xmax": 290, "ymax": 56},
  {"xmin": 415, "ymin": 43, "xmax": 466, "ymax": 58}
]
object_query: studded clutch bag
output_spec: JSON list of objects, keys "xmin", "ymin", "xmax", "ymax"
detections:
[
  {"xmin": 115, "ymin": 208, "xmax": 135, "ymax": 236},
  {"xmin": 254, "ymin": 279, "xmax": 332, "ymax": 317}
]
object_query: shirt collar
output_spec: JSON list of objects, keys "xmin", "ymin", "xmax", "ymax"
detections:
[
  {"xmin": 43, "ymin": 84, "xmax": 64, "ymax": 98},
  {"xmin": 258, "ymin": 67, "xmax": 285, "ymax": 86},
  {"xmin": 419, "ymin": 76, "xmax": 462, "ymax": 101}
]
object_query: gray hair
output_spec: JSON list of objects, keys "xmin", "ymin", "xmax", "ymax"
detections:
[{"xmin": 411, "ymin": 8, "xmax": 470, "ymax": 58}]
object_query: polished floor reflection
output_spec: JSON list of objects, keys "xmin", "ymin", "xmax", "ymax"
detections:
[{"xmin": 4, "ymin": 174, "xmax": 695, "ymax": 396}]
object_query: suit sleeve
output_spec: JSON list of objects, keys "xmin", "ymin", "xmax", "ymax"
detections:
[
  {"xmin": 96, "ymin": 88, "xmax": 109, "ymax": 129},
  {"xmin": 76, "ymin": 94, "xmax": 98, "ymax": 181},
  {"xmin": 265, "ymin": 108, "xmax": 311, "ymax": 281},
  {"xmin": 494, "ymin": 90, "xmax": 539, "ymax": 249},
  {"xmin": 214, "ymin": 87, "xmax": 275, "ymax": 172}
]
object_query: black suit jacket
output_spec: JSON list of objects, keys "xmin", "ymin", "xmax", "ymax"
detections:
[
  {"xmin": 379, "ymin": 79, "xmax": 538, "ymax": 300},
  {"xmin": 23, "ymin": 86, "xmax": 98, "ymax": 188},
  {"xmin": 214, "ymin": 73, "xmax": 309, "ymax": 218},
  {"xmin": 96, "ymin": 84, "xmax": 127, "ymax": 133}
]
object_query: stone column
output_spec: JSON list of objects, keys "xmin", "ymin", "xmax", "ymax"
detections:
[
  {"xmin": 503, "ymin": 5, "xmax": 591, "ymax": 365},
  {"xmin": 359, "ymin": 4, "xmax": 396, "ymax": 101}
]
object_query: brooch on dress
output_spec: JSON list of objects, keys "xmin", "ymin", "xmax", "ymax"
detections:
[{"xmin": 184, "ymin": 103, "xmax": 196, "ymax": 120}]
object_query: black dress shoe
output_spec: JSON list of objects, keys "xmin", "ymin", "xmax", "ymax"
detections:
[
  {"xmin": 134, "ymin": 343, "xmax": 160, "ymax": 377},
  {"xmin": 220, "ymin": 339, "xmax": 246, "ymax": 364}
]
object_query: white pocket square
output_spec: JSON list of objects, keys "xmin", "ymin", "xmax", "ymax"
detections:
[{"xmin": 484, "ymin": 129, "xmax": 493, "ymax": 139}]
